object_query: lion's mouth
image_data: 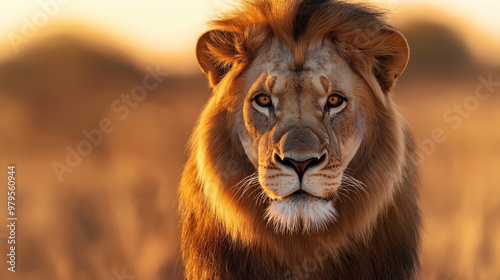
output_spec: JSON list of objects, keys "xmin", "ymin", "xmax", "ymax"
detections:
[{"xmin": 265, "ymin": 189, "xmax": 334, "ymax": 205}]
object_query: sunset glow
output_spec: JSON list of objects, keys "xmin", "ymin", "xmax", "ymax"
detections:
[{"xmin": 0, "ymin": 0, "xmax": 499, "ymax": 69}]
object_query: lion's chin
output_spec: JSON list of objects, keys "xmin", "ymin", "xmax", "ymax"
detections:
[{"xmin": 264, "ymin": 195, "xmax": 337, "ymax": 235}]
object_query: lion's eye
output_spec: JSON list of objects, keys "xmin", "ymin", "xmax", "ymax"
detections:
[
  {"xmin": 326, "ymin": 94, "xmax": 345, "ymax": 108},
  {"xmin": 254, "ymin": 94, "xmax": 273, "ymax": 107}
]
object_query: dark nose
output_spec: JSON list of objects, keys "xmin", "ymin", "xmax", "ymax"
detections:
[{"xmin": 275, "ymin": 154, "xmax": 326, "ymax": 180}]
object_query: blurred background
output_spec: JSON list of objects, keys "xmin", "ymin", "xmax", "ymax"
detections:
[{"xmin": 0, "ymin": 0, "xmax": 498, "ymax": 279}]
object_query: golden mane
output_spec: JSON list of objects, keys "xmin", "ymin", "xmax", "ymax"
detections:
[{"xmin": 202, "ymin": 0, "xmax": 407, "ymax": 92}]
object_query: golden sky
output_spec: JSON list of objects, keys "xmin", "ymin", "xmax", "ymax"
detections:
[{"xmin": 1, "ymin": 0, "xmax": 499, "ymax": 72}]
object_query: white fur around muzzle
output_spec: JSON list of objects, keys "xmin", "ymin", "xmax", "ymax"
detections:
[{"xmin": 264, "ymin": 197, "xmax": 337, "ymax": 234}]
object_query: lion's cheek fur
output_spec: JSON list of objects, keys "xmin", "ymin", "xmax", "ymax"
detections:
[{"xmin": 236, "ymin": 119, "xmax": 259, "ymax": 169}]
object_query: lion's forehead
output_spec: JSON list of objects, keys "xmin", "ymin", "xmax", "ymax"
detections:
[{"xmin": 249, "ymin": 40, "xmax": 355, "ymax": 97}]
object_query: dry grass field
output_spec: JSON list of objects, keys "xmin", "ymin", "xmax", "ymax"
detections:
[
  {"xmin": 0, "ymin": 19, "xmax": 498, "ymax": 280},
  {"xmin": 397, "ymin": 81, "xmax": 500, "ymax": 280}
]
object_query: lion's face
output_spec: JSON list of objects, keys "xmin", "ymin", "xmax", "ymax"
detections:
[
  {"xmin": 236, "ymin": 40, "xmax": 367, "ymax": 234},
  {"xmin": 194, "ymin": 7, "xmax": 410, "ymax": 237}
]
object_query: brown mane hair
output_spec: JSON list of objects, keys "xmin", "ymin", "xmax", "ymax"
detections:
[
  {"xmin": 180, "ymin": 0, "xmax": 421, "ymax": 279},
  {"xmin": 201, "ymin": 0, "xmax": 407, "ymax": 92}
]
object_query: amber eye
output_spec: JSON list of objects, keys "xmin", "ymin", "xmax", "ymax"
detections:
[
  {"xmin": 326, "ymin": 94, "xmax": 345, "ymax": 108},
  {"xmin": 254, "ymin": 94, "xmax": 273, "ymax": 107}
]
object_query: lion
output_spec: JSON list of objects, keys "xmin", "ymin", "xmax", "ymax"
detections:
[{"xmin": 179, "ymin": 0, "xmax": 421, "ymax": 279}]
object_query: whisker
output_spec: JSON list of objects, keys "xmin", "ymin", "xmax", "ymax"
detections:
[
  {"xmin": 256, "ymin": 190, "xmax": 268, "ymax": 206},
  {"xmin": 231, "ymin": 172, "xmax": 260, "ymax": 203},
  {"xmin": 339, "ymin": 172, "xmax": 367, "ymax": 202},
  {"xmin": 337, "ymin": 188, "xmax": 353, "ymax": 203}
]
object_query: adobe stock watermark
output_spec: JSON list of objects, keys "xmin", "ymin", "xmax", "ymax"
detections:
[
  {"xmin": 51, "ymin": 65, "xmax": 168, "ymax": 182},
  {"xmin": 416, "ymin": 74, "xmax": 499, "ymax": 163},
  {"xmin": 110, "ymin": 268, "xmax": 135, "ymax": 280},
  {"xmin": 8, "ymin": 0, "xmax": 72, "ymax": 53}
]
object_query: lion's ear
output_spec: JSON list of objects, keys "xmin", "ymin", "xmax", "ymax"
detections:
[
  {"xmin": 196, "ymin": 30, "xmax": 241, "ymax": 88},
  {"xmin": 370, "ymin": 28, "xmax": 409, "ymax": 92}
]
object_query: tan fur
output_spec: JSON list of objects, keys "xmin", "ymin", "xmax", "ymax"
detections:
[{"xmin": 181, "ymin": 1, "xmax": 420, "ymax": 279}]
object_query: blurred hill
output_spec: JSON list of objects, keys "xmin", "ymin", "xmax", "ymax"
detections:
[
  {"xmin": 0, "ymin": 35, "xmax": 144, "ymax": 145},
  {"xmin": 0, "ymin": 34, "xmax": 210, "ymax": 153},
  {"xmin": 400, "ymin": 21, "xmax": 481, "ymax": 81}
]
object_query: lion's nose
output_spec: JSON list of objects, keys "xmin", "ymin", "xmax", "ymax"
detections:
[{"xmin": 275, "ymin": 154, "xmax": 326, "ymax": 180}]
